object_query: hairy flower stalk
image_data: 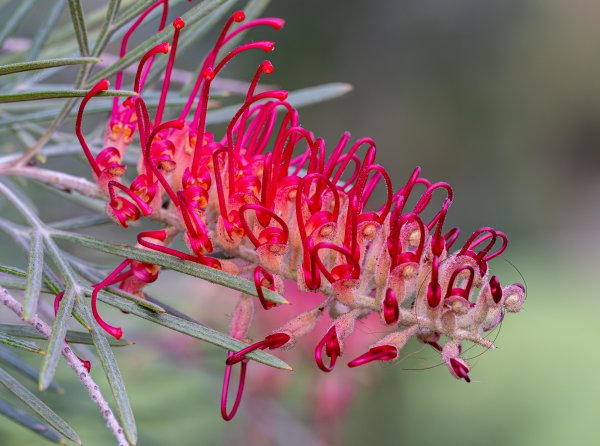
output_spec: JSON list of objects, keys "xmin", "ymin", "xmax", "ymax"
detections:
[{"xmin": 72, "ymin": 5, "xmax": 526, "ymax": 420}]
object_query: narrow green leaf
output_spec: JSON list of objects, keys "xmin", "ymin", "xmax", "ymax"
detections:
[
  {"xmin": 24, "ymin": 0, "xmax": 67, "ymax": 62},
  {"xmin": 0, "ymin": 57, "xmax": 100, "ymax": 76},
  {"xmin": 0, "ymin": 399, "xmax": 63, "ymax": 444},
  {"xmin": 0, "ymin": 324, "xmax": 133, "ymax": 348},
  {"xmin": 206, "ymin": 83, "xmax": 354, "ymax": 125},
  {"xmin": 0, "ymin": 332, "xmax": 44, "ymax": 355},
  {"xmin": 68, "ymin": 0, "xmax": 90, "ymax": 57},
  {"xmin": 0, "ymin": 275, "xmax": 33, "ymax": 291},
  {"xmin": 0, "ymin": 0, "xmax": 35, "ymax": 49},
  {"xmin": 0, "ymin": 347, "xmax": 63, "ymax": 394},
  {"xmin": 39, "ymin": 286, "xmax": 77, "ymax": 391},
  {"xmin": 0, "ymin": 265, "xmax": 27, "ymax": 277},
  {"xmin": 76, "ymin": 304, "xmax": 137, "ymax": 445},
  {"xmin": 46, "ymin": 1, "xmax": 114, "ymax": 47},
  {"xmin": 51, "ymin": 230, "xmax": 288, "ymax": 305},
  {"xmin": 0, "ymin": 92, "xmax": 218, "ymax": 127},
  {"xmin": 23, "ymin": 229, "xmax": 44, "ymax": 321},
  {"xmin": 91, "ymin": 289, "xmax": 292, "ymax": 370},
  {"xmin": 0, "ymin": 367, "xmax": 82, "ymax": 444},
  {"xmin": 49, "ymin": 214, "xmax": 112, "ymax": 231},
  {"xmin": 90, "ymin": 0, "xmax": 121, "ymax": 56},
  {"xmin": 0, "ymin": 89, "xmax": 136, "ymax": 104},
  {"xmin": 88, "ymin": 0, "xmax": 231, "ymax": 84}
]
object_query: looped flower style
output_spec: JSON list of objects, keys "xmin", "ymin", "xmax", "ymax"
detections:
[{"xmin": 73, "ymin": 3, "xmax": 526, "ymax": 421}]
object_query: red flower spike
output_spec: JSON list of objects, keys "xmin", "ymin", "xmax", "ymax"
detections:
[
  {"xmin": 347, "ymin": 345, "xmax": 398, "ymax": 368},
  {"xmin": 76, "ymin": 79, "xmax": 110, "ymax": 177},
  {"xmin": 91, "ymin": 261, "xmax": 130, "ymax": 339},
  {"xmin": 314, "ymin": 326, "xmax": 341, "ymax": 372},
  {"xmin": 225, "ymin": 333, "xmax": 290, "ymax": 366},
  {"xmin": 253, "ymin": 266, "xmax": 277, "ymax": 310},
  {"xmin": 383, "ymin": 288, "xmax": 400, "ymax": 325},
  {"xmin": 489, "ymin": 275, "xmax": 503, "ymax": 304},
  {"xmin": 221, "ymin": 352, "xmax": 248, "ymax": 421}
]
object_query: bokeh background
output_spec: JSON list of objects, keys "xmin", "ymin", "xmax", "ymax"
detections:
[{"xmin": 2, "ymin": 0, "xmax": 600, "ymax": 445}]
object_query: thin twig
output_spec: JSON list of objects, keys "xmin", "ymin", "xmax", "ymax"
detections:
[{"xmin": 0, "ymin": 287, "xmax": 130, "ymax": 446}]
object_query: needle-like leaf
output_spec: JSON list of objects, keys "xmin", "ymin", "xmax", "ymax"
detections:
[
  {"xmin": 23, "ymin": 229, "xmax": 44, "ymax": 321},
  {"xmin": 50, "ymin": 229, "xmax": 289, "ymax": 305},
  {"xmin": 0, "ymin": 324, "xmax": 133, "ymax": 347},
  {"xmin": 91, "ymin": 288, "xmax": 293, "ymax": 370},
  {"xmin": 0, "ymin": 58, "xmax": 100, "ymax": 76},
  {"xmin": 76, "ymin": 303, "xmax": 137, "ymax": 445},
  {"xmin": 38, "ymin": 285, "xmax": 78, "ymax": 391},
  {"xmin": 0, "ymin": 332, "xmax": 44, "ymax": 354},
  {"xmin": 67, "ymin": 0, "xmax": 90, "ymax": 57},
  {"xmin": 0, "ymin": 399, "xmax": 63, "ymax": 444},
  {"xmin": 0, "ymin": 347, "xmax": 64, "ymax": 394},
  {"xmin": 0, "ymin": 367, "xmax": 82, "ymax": 444},
  {"xmin": 0, "ymin": 89, "xmax": 136, "ymax": 104}
]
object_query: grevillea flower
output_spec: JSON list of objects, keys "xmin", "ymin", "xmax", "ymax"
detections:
[{"xmin": 74, "ymin": 4, "xmax": 526, "ymax": 421}]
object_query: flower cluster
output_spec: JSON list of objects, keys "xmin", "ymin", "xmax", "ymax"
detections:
[{"xmin": 70, "ymin": 2, "xmax": 525, "ymax": 421}]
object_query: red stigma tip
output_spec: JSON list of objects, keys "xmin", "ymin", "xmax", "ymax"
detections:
[
  {"xmin": 274, "ymin": 91, "xmax": 288, "ymax": 101},
  {"xmin": 159, "ymin": 42, "xmax": 170, "ymax": 53},
  {"xmin": 98, "ymin": 78, "xmax": 110, "ymax": 90},
  {"xmin": 173, "ymin": 17, "xmax": 185, "ymax": 29},
  {"xmin": 265, "ymin": 42, "xmax": 275, "ymax": 52},
  {"xmin": 107, "ymin": 326, "xmax": 123, "ymax": 340},
  {"xmin": 272, "ymin": 18, "xmax": 285, "ymax": 29},
  {"xmin": 233, "ymin": 11, "xmax": 245, "ymax": 22},
  {"xmin": 81, "ymin": 360, "xmax": 92, "ymax": 373},
  {"xmin": 202, "ymin": 68, "xmax": 215, "ymax": 81},
  {"xmin": 261, "ymin": 60, "xmax": 274, "ymax": 74}
]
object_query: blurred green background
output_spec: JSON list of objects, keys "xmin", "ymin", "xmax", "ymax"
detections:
[{"xmin": 2, "ymin": 0, "xmax": 600, "ymax": 445}]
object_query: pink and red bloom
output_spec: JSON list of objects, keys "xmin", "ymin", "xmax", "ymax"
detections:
[{"xmin": 72, "ymin": 3, "xmax": 525, "ymax": 420}]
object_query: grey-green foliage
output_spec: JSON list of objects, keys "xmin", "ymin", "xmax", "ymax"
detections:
[{"xmin": 0, "ymin": 0, "xmax": 350, "ymax": 443}]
